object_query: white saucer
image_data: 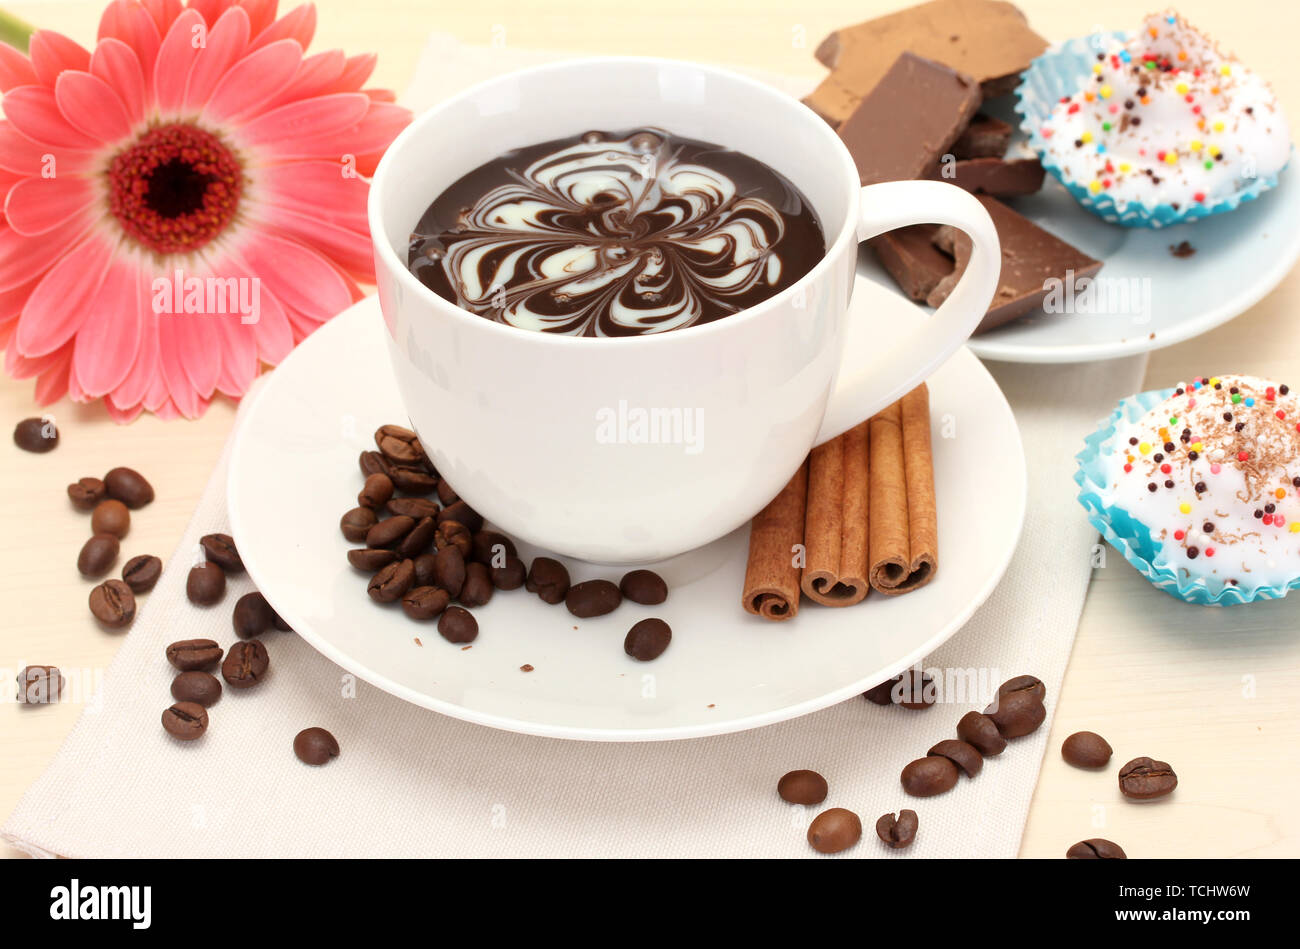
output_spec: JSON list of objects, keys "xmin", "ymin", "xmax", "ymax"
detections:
[{"xmin": 228, "ymin": 281, "xmax": 1026, "ymax": 741}]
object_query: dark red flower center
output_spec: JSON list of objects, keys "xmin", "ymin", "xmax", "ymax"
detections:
[{"xmin": 108, "ymin": 124, "xmax": 243, "ymax": 255}]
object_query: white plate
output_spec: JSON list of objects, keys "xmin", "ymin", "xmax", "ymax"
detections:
[
  {"xmin": 938, "ymin": 98, "xmax": 1300, "ymax": 364},
  {"xmin": 228, "ymin": 282, "xmax": 1026, "ymax": 741}
]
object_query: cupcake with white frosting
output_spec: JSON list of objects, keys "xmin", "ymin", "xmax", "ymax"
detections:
[
  {"xmin": 1077, "ymin": 374, "xmax": 1300, "ymax": 604},
  {"xmin": 1018, "ymin": 11, "xmax": 1291, "ymax": 226}
]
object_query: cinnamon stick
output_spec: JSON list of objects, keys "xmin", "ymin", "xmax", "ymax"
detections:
[
  {"xmin": 800, "ymin": 421, "xmax": 870, "ymax": 606},
  {"xmin": 868, "ymin": 384, "xmax": 938, "ymax": 595},
  {"xmin": 742, "ymin": 461, "xmax": 809, "ymax": 621}
]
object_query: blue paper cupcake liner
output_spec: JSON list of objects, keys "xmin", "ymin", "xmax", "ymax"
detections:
[
  {"xmin": 1016, "ymin": 33, "xmax": 1288, "ymax": 229},
  {"xmin": 1075, "ymin": 387, "xmax": 1300, "ymax": 606}
]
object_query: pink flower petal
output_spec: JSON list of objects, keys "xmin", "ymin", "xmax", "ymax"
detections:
[
  {"xmin": 14, "ymin": 230, "xmax": 117, "ymax": 356},
  {"xmin": 212, "ymin": 302, "xmax": 260, "ymax": 396},
  {"xmin": 141, "ymin": 0, "xmax": 185, "ymax": 37},
  {"xmin": 187, "ymin": 0, "xmax": 229, "ymax": 27},
  {"xmin": 33, "ymin": 345, "xmax": 73, "ymax": 405},
  {"xmin": 0, "ymin": 276, "xmax": 37, "ymax": 322},
  {"xmin": 248, "ymin": 2, "xmax": 315, "ymax": 52},
  {"xmin": 235, "ymin": 230, "xmax": 352, "ymax": 322},
  {"xmin": 109, "ymin": 276, "xmax": 160, "ymax": 410},
  {"xmin": 0, "ymin": 41, "xmax": 39, "ymax": 92},
  {"xmin": 71, "ymin": 257, "xmax": 144, "ymax": 396},
  {"xmin": 55, "ymin": 71, "xmax": 134, "ymax": 144},
  {"xmin": 4, "ymin": 174, "xmax": 98, "ymax": 236},
  {"xmin": 103, "ymin": 395, "xmax": 145, "ymax": 423},
  {"xmin": 237, "ymin": 91, "xmax": 369, "ymax": 148},
  {"xmin": 182, "ymin": 5, "xmax": 251, "ymax": 111},
  {"xmin": 206, "ymin": 248, "xmax": 294, "ymax": 362},
  {"xmin": 259, "ymin": 99, "xmax": 411, "ymax": 162},
  {"xmin": 90, "ymin": 38, "xmax": 147, "ymax": 124},
  {"xmin": 0, "ymin": 218, "xmax": 95, "ymax": 292},
  {"xmin": 97, "ymin": 0, "xmax": 163, "ymax": 90},
  {"xmin": 0, "ymin": 121, "xmax": 97, "ymax": 176},
  {"xmin": 28, "ymin": 31, "xmax": 92, "ymax": 87},
  {"xmin": 201, "ymin": 38, "xmax": 301, "ymax": 123},
  {"xmin": 0, "ymin": 319, "xmax": 16, "ymax": 351},
  {"xmin": 157, "ymin": 313, "xmax": 209, "ymax": 416},
  {"xmin": 5, "ymin": 338, "xmax": 66, "ymax": 378},
  {"xmin": 0, "ymin": 86, "xmax": 102, "ymax": 149},
  {"xmin": 337, "ymin": 53, "xmax": 377, "ymax": 92},
  {"xmin": 255, "ymin": 159, "xmax": 368, "ymax": 229},
  {"xmin": 259, "ymin": 48, "xmax": 343, "ymax": 110},
  {"xmin": 237, "ymin": 0, "xmax": 280, "ymax": 38},
  {"xmin": 152, "ymin": 7, "xmax": 206, "ymax": 116},
  {"xmin": 264, "ymin": 208, "xmax": 373, "ymax": 282},
  {"xmin": 364, "ymin": 88, "xmax": 396, "ymax": 103}
]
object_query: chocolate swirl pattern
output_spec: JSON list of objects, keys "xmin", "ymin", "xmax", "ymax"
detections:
[{"xmin": 409, "ymin": 129, "xmax": 824, "ymax": 336}]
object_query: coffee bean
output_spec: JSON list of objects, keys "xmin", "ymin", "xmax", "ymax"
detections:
[
  {"xmin": 166, "ymin": 639, "xmax": 223, "ymax": 671},
  {"xmin": 358, "ymin": 472, "xmax": 394, "ymax": 510},
  {"xmin": 375, "ymin": 423, "xmax": 425, "ymax": 466},
  {"xmin": 526, "ymin": 557, "xmax": 570, "ymax": 604},
  {"xmin": 432, "ymin": 546, "xmax": 466, "ymax": 597},
  {"xmin": 807, "ymin": 808, "xmax": 861, "ymax": 854},
  {"xmin": 619, "ymin": 569, "xmax": 667, "ymax": 605},
  {"xmin": 77, "ymin": 533, "xmax": 120, "ymax": 578},
  {"xmin": 490, "ymin": 555, "xmax": 527, "ymax": 590},
  {"xmin": 438, "ymin": 500, "xmax": 483, "ymax": 533},
  {"xmin": 67, "ymin": 477, "xmax": 106, "ymax": 510},
  {"xmin": 901, "ymin": 756, "xmax": 959, "ymax": 797},
  {"xmin": 459, "ymin": 561, "xmax": 494, "ymax": 607},
  {"xmin": 16, "ymin": 665, "xmax": 63, "ymax": 704},
  {"xmin": 434, "ymin": 519, "xmax": 472, "ymax": 556},
  {"xmin": 413, "ymin": 552, "xmax": 438, "ymax": 587},
  {"xmin": 222, "ymin": 639, "xmax": 269, "ymax": 688},
  {"xmin": 232, "ymin": 591, "xmax": 276, "ymax": 638},
  {"xmin": 397, "ymin": 515, "xmax": 438, "ymax": 558},
  {"xmin": 199, "ymin": 533, "xmax": 243, "ymax": 573},
  {"xmin": 565, "ymin": 579, "xmax": 621, "ymax": 618},
  {"xmin": 103, "ymin": 466, "xmax": 153, "ymax": 508},
  {"xmin": 366, "ymin": 514, "xmax": 414, "ymax": 549},
  {"xmin": 927, "ymin": 739, "xmax": 983, "ymax": 778},
  {"xmin": 385, "ymin": 497, "xmax": 439, "ymax": 520},
  {"xmin": 388, "ymin": 465, "xmax": 438, "ymax": 495},
  {"xmin": 1062, "ymin": 731, "xmax": 1113, "ymax": 769},
  {"xmin": 777, "ymin": 769, "xmax": 827, "ymax": 805},
  {"xmin": 13, "ymin": 416, "xmax": 57, "ymax": 452},
  {"xmin": 471, "ymin": 530, "xmax": 517, "ymax": 566},
  {"xmin": 294, "ymin": 727, "xmax": 339, "ymax": 765},
  {"xmin": 340, "ymin": 506, "xmax": 378, "ymax": 542},
  {"xmin": 89, "ymin": 579, "xmax": 135, "ymax": 628},
  {"xmin": 984, "ymin": 690, "xmax": 1046, "ymax": 738},
  {"xmin": 121, "ymin": 554, "xmax": 162, "ymax": 593},
  {"xmin": 368, "ymin": 559, "xmax": 415, "ymax": 602},
  {"xmin": 348, "ymin": 548, "xmax": 398, "ymax": 572},
  {"xmin": 436, "ymin": 479, "xmax": 459, "ymax": 506},
  {"xmin": 162, "ymin": 701, "xmax": 208, "ymax": 740},
  {"xmin": 359, "ymin": 450, "xmax": 392, "ymax": 478},
  {"xmin": 438, "ymin": 605, "xmax": 478, "ymax": 644},
  {"xmin": 863, "ymin": 671, "xmax": 934, "ymax": 709},
  {"xmin": 998, "ymin": 674, "xmax": 1046, "ymax": 704},
  {"xmin": 171, "ymin": 670, "xmax": 222, "ymax": 706},
  {"xmin": 1066, "ymin": 838, "xmax": 1127, "ymax": 859},
  {"xmin": 1118, "ymin": 756, "xmax": 1177, "ymax": 800},
  {"xmin": 624, "ymin": 618, "xmax": 671, "ymax": 661},
  {"xmin": 88, "ymin": 499, "xmax": 131, "ymax": 539},
  {"xmin": 875, "ymin": 810, "xmax": 919, "ymax": 849},
  {"xmin": 956, "ymin": 710, "xmax": 1007, "ymax": 756},
  {"xmin": 186, "ymin": 562, "xmax": 226, "ymax": 606},
  {"xmin": 402, "ymin": 585, "xmax": 451, "ymax": 620}
]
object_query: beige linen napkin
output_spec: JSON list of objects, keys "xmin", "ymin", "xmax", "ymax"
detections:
[{"xmin": 2, "ymin": 36, "xmax": 1149, "ymax": 858}]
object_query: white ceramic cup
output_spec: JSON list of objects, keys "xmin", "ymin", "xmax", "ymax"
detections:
[{"xmin": 370, "ymin": 57, "xmax": 1000, "ymax": 564}]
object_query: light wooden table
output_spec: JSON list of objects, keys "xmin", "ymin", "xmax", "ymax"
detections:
[{"xmin": 3, "ymin": 0, "xmax": 1298, "ymax": 859}]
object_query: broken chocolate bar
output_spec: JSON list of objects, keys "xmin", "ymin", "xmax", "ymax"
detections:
[
  {"xmin": 952, "ymin": 113, "xmax": 1014, "ymax": 159},
  {"xmin": 837, "ymin": 52, "xmax": 981, "ymax": 186},
  {"xmin": 935, "ymin": 157, "xmax": 1045, "ymax": 197},
  {"xmin": 808, "ymin": 0, "xmax": 1047, "ymax": 127},
  {"xmin": 869, "ymin": 225, "xmax": 951, "ymax": 302},
  {"xmin": 926, "ymin": 194, "xmax": 1103, "ymax": 333}
]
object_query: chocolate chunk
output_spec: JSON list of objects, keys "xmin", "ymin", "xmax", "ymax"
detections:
[
  {"xmin": 935, "ymin": 157, "xmax": 1045, "ymax": 197},
  {"xmin": 927, "ymin": 194, "xmax": 1103, "ymax": 333},
  {"xmin": 808, "ymin": 0, "xmax": 1047, "ymax": 126},
  {"xmin": 1169, "ymin": 240, "xmax": 1196, "ymax": 258},
  {"xmin": 869, "ymin": 224, "xmax": 952, "ymax": 302},
  {"xmin": 952, "ymin": 112, "xmax": 1013, "ymax": 159},
  {"xmin": 837, "ymin": 51, "xmax": 982, "ymax": 186}
]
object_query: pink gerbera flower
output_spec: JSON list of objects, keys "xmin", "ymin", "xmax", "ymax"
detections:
[{"xmin": 0, "ymin": 0, "xmax": 410, "ymax": 420}]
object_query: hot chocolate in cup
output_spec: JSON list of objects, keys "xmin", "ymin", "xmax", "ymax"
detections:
[{"xmin": 369, "ymin": 57, "xmax": 999, "ymax": 564}]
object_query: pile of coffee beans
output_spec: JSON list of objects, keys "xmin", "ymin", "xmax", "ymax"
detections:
[
  {"xmin": 343, "ymin": 424, "xmax": 672, "ymax": 660},
  {"xmin": 13, "ymin": 416, "xmax": 58, "ymax": 453},
  {"xmin": 776, "ymin": 768, "xmax": 911, "ymax": 854},
  {"xmin": 64, "ymin": 466, "xmax": 158, "ymax": 630}
]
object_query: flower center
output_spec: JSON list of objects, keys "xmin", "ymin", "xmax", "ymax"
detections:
[{"xmin": 108, "ymin": 124, "xmax": 243, "ymax": 255}]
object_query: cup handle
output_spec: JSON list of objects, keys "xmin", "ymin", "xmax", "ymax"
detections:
[{"xmin": 813, "ymin": 180, "xmax": 1000, "ymax": 445}]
